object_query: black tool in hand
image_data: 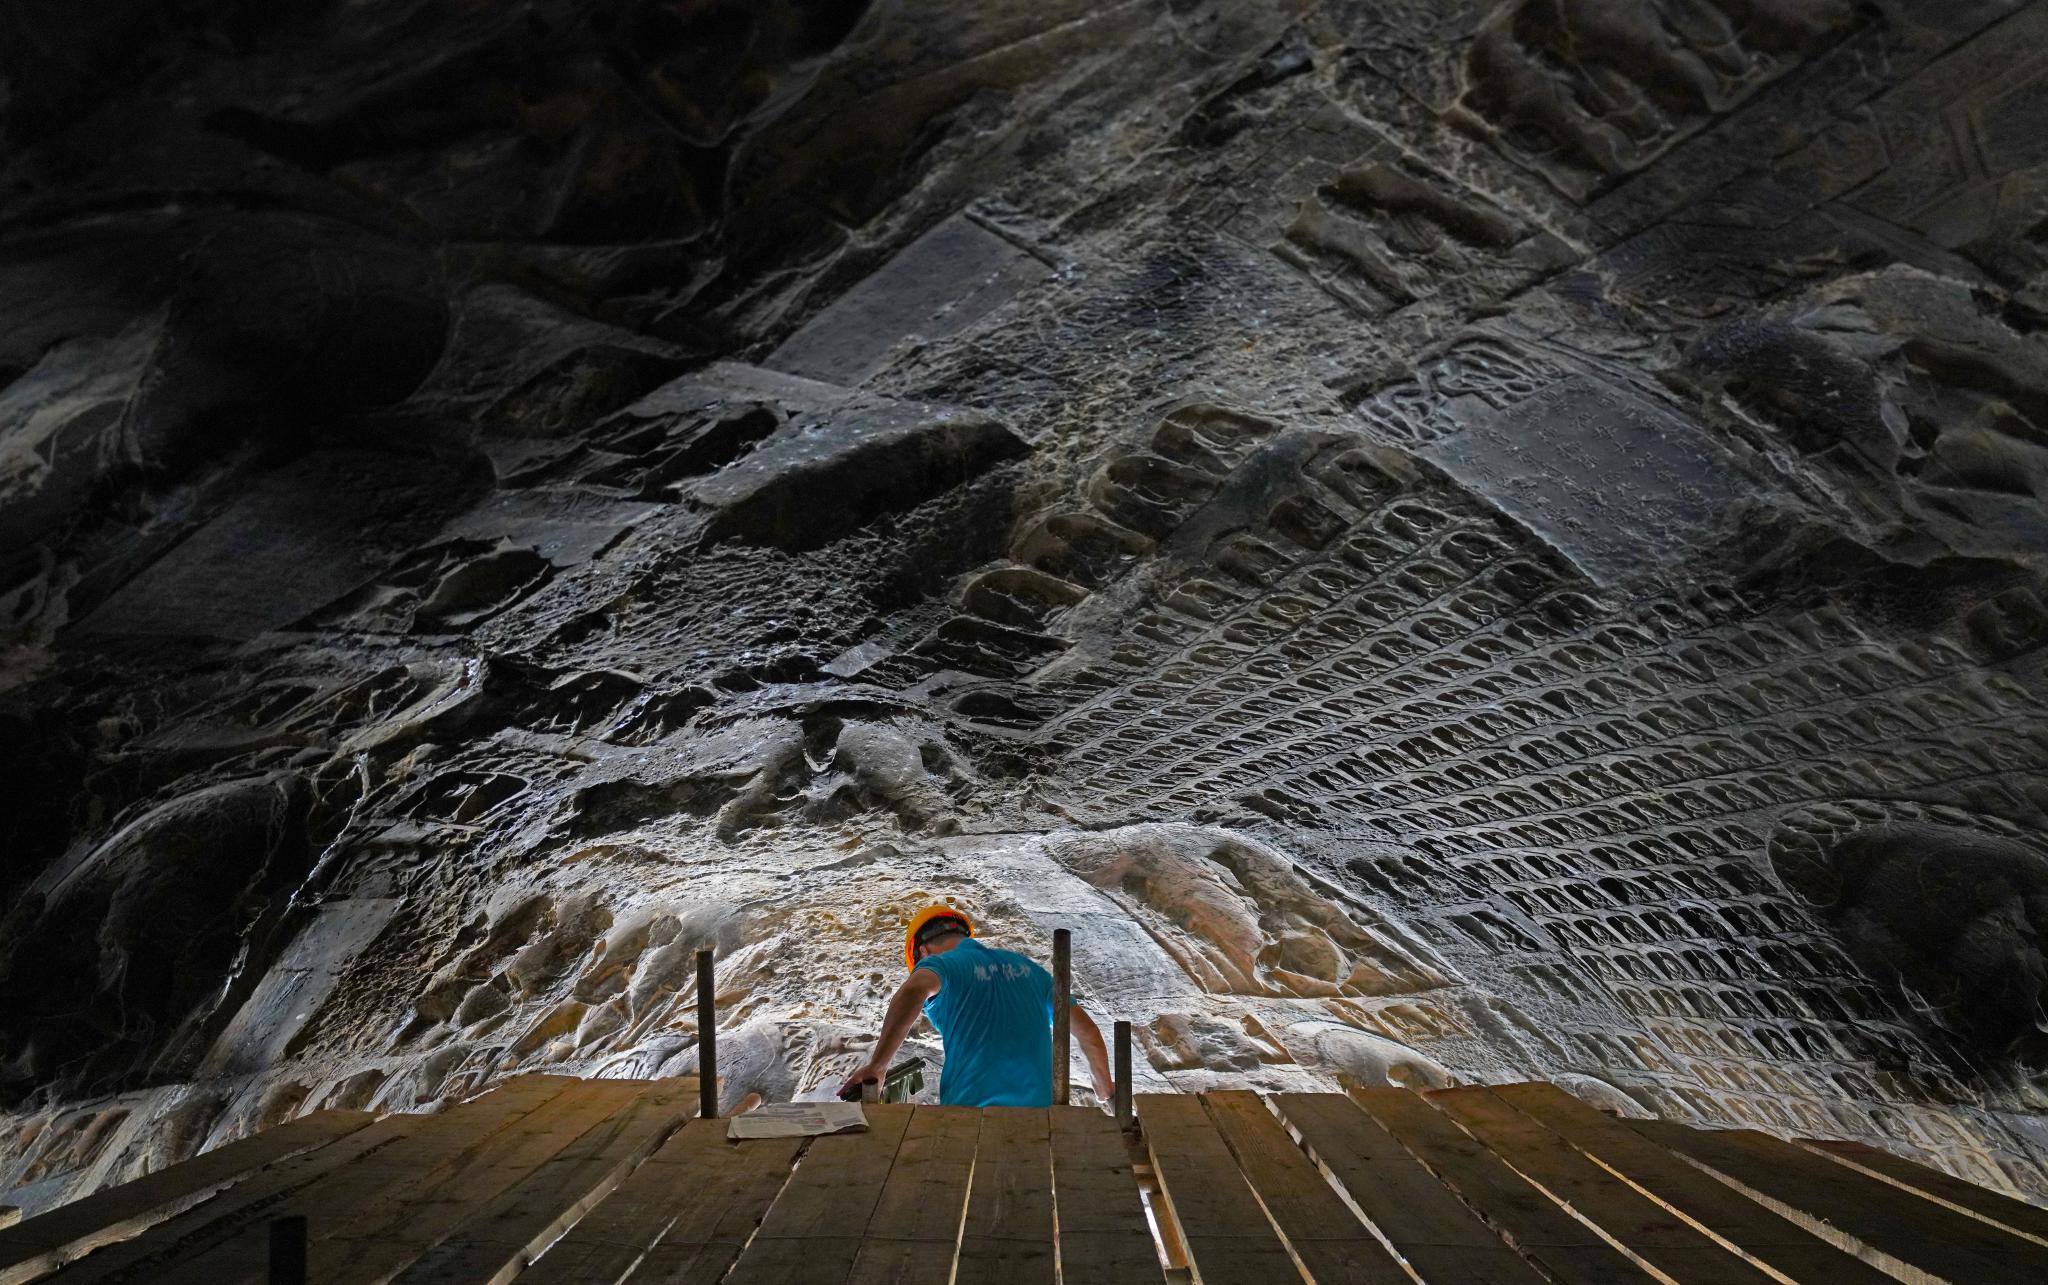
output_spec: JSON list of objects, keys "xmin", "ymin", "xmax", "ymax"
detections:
[{"xmin": 839, "ymin": 1056, "xmax": 925, "ymax": 1102}]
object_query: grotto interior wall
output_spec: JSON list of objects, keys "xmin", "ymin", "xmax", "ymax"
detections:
[{"xmin": 6, "ymin": 0, "xmax": 2048, "ymax": 1214}]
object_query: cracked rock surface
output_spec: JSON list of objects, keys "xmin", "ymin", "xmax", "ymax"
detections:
[{"xmin": 6, "ymin": 0, "xmax": 2048, "ymax": 1212}]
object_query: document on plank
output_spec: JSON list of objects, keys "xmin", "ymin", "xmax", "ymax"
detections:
[{"xmin": 728, "ymin": 1102, "xmax": 869, "ymax": 1139}]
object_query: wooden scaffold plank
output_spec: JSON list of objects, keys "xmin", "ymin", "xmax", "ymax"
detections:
[
  {"xmin": 521, "ymin": 1115, "xmax": 796, "ymax": 1285},
  {"xmin": 1350, "ymin": 1088, "xmax": 1661, "ymax": 1285},
  {"xmin": 1132, "ymin": 1094, "xmax": 1295, "ymax": 1285},
  {"xmin": 1272, "ymin": 1093, "xmax": 1546, "ymax": 1285},
  {"xmin": 1199, "ymin": 1092, "xmax": 1407, "ymax": 1285},
  {"xmin": 721, "ymin": 1104, "xmax": 914, "ymax": 1285},
  {"xmin": 41, "ymin": 1076, "xmax": 579, "ymax": 1284},
  {"xmin": 1801, "ymin": 1135, "xmax": 2048, "ymax": 1248},
  {"xmin": 955, "ymin": 1108, "xmax": 1054, "ymax": 1285},
  {"xmin": 844, "ymin": 1106, "xmax": 980, "ymax": 1285},
  {"xmin": 617, "ymin": 1134, "xmax": 804, "ymax": 1285},
  {"xmin": 1631, "ymin": 1118, "xmax": 2048, "ymax": 1284},
  {"xmin": 1047, "ymin": 1106, "xmax": 1161, "ymax": 1285},
  {"xmin": 36, "ymin": 1117, "xmax": 430, "ymax": 1285},
  {"xmin": 390, "ymin": 1079, "xmax": 696, "ymax": 1283},
  {"xmin": 1429, "ymin": 1088, "xmax": 1777, "ymax": 1285},
  {"xmin": 289, "ymin": 1078, "xmax": 651, "ymax": 1285},
  {"xmin": 1491, "ymin": 1083, "xmax": 1899, "ymax": 1285},
  {"xmin": 0, "ymin": 1111, "xmax": 375, "ymax": 1285},
  {"xmin": 143, "ymin": 1075, "xmax": 632, "ymax": 1285}
]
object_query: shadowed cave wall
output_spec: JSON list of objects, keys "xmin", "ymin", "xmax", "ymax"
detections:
[{"xmin": 6, "ymin": 0, "xmax": 2048, "ymax": 1213}]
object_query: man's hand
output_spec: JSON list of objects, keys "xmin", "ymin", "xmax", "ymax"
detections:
[
  {"xmin": 836, "ymin": 1058, "xmax": 889, "ymax": 1102},
  {"xmin": 839, "ymin": 969, "xmax": 941, "ymax": 1102}
]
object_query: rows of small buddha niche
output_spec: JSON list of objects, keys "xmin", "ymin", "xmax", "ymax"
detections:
[
  {"xmin": 182, "ymin": 382, "xmax": 2042, "ymax": 1194},
  {"xmin": 795, "ymin": 385, "xmax": 2048, "ymax": 1195},
  {"xmin": 5, "ymin": 0, "xmax": 2048, "ymax": 1216}
]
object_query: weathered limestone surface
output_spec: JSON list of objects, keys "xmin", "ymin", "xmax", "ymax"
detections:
[{"xmin": 5, "ymin": 0, "xmax": 2048, "ymax": 1213}]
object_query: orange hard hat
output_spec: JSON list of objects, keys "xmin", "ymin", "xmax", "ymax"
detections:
[{"xmin": 904, "ymin": 905, "xmax": 975, "ymax": 969}]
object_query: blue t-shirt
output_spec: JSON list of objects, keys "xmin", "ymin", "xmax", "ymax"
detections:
[{"xmin": 915, "ymin": 938, "xmax": 1059, "ymax": 1107}]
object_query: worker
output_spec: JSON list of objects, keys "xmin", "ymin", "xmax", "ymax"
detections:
[{"xmin": 838, "ymin": 906, "xmax": 1115, "ymax": 1107}]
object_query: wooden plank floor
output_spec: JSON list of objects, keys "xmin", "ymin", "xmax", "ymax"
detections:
[
  {"xmin": 1630, "ymin": 1117, "xmax": 2048, "ymax": 1283},
  {"xmin": 0, "ymin": 1111, "xmax": 376, "ymax": 1285},
  {"xmin": 10, "ymin": 1077, "xmax": 2048, "ymax": 1283},
  {"xmin": 1274, "ymin": 1092, "xmax": 1548, "ymax": 1285},
  {"xmin": 1491, "ymin": 1083, "xmax": 1900, "ymax": 1285},
  {"xmin": 955, "ymin": 1108, "xmax": 1055, "ymax": 1285},
  {"xmin": 1428, "ymin": 1087, "xmax": 1780, "ymax": 1285},
  {"xmin": 1134, "ymin": 1093, "xmax": 1296, "ymax": 1285},
  {"xmin": 1045, "ymin": 1101, "xmax": 1160, "ymax": 1285},
  {"xmin": 1347, "ymin": 1085, "xmax": 1664, "ymax": 1285}
]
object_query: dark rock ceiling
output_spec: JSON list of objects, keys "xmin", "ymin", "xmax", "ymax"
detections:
[{"xmin": 5, "ymin": 0, "xmax": 2048, "ymax": 1210}]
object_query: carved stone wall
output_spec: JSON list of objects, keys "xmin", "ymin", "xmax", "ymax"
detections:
[{"xmin": 5, "ymin": 0, "xmax": 2048, "ymax": 1213}]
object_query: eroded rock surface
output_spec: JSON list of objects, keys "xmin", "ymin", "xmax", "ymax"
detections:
[{"xmin": 6, "ymin": 0, "xmax": 2048, "ymax": 1213}]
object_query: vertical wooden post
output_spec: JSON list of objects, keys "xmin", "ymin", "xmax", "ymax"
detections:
[
  {"xmin": 1113, "ymin": 1019, "xmax": 1132, "ymax": 1131},
  {"xmin": 268, "ymin": 1215, "xmax": 307, "ymax": 1285},
  {"xmin": 697, "ymin": 948, "xmax": 718, "ymax": 1119},
  {"xmin": 1052, "ymin": 928, "xmax": 1071, "ymax": 1106}
]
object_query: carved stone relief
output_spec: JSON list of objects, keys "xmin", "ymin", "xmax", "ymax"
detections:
[{"xmin": 5, "ymin": 0, "xmax": 2048, "ymax": 1217}]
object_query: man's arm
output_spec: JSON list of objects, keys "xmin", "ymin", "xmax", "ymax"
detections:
[
  {"xmin": 837, "ymin": 968, "xmax": 941, "ymax": 1099},
  {"xmin": 1072, "ymin": 1004, "xmax": 1115, "ymax": 1104}
]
